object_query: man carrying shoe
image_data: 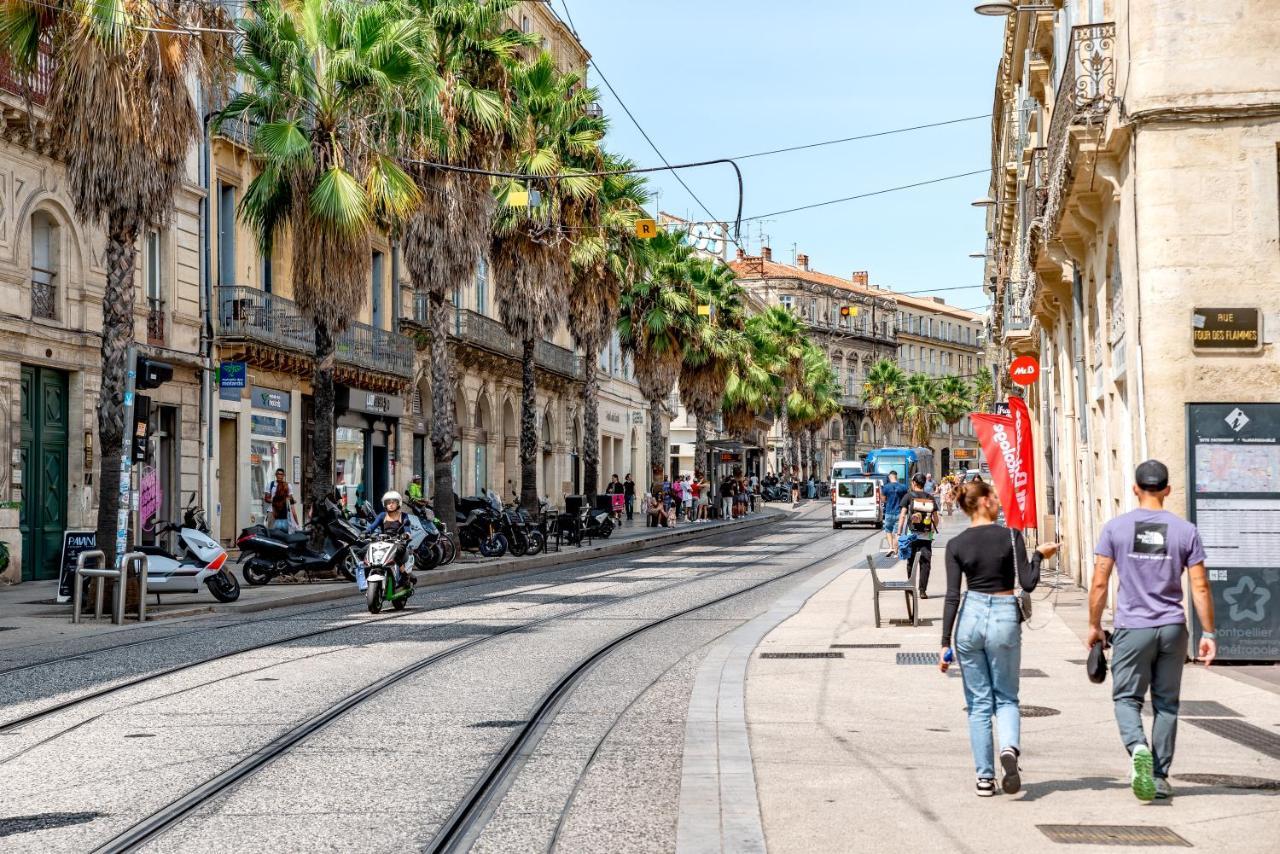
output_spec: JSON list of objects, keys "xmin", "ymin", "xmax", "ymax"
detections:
[{"xmin": 1088, "ymin": 460, "xmax": 1216, "ymax": 803}]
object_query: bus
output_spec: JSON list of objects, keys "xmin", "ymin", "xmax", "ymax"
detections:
[{"xmin": 863, "ymin": 447, "xmax": 935, "ymax": 482}]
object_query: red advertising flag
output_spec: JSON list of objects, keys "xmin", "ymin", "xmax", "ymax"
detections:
[
  {"xmin": 969, "ymin": 413, "xmax": 1022, "ymax": 529},
  {"xmin": 1007, "ymin": 396, "xmax": 1038, "ymax": 530}
]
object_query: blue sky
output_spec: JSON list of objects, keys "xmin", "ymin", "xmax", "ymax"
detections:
[{"xmin": 554, "ymin": 0, "xmax": 1004, "ymax": 314}]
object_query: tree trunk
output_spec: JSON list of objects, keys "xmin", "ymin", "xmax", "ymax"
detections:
[
  {"xmin": 94, "ymin": 223, "xmax": 138, "ymax": 603},
  {"xmin": 308, "ymin": 321, "xmax": 336, "ymax": 551},
  {"xmin": 581, "ymin": 341, "xmax": 601, "ymax": 500},
  {"xmin": 780, "ymin": 405, "xmax": 795, "ymax": 479},
  {"xmin": 648, "ymin": 396, "xmax": 665, "ymax": 485},
  {"xmin": 429, "ymin": 292, "xmax": 457, "ymax": 532},
  {"xmin": 519, "ymin": 336, "xmax": 539, "ymax": 512},
  {"xmin": 807, "ymin": 427, "xmax": 818, "ymax": 479},
  {"xmin": 694, "ymin": 414, "xmax": 708, "ymax": 478}
]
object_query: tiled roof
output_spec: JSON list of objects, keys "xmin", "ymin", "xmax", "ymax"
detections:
[{"xmin": 729, "ymin": 255, "xmax": 983, "ymax": 322}]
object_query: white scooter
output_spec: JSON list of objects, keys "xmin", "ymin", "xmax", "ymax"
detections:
[{"xmin": 138, "ymin": 499, "xmax": 241, "ymax": 602}]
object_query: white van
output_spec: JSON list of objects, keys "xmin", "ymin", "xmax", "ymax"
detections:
[
  {"xmin": 830, "ymin": 459, "xmax": 863, "ymax": 480},
  {"xmin": 832, "ymin": 476, "xmax": 881, "ymax": 529}
]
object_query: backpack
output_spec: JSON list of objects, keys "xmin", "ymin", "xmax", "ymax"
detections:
[{"xmin": 906, "ymin": 492, "xmax": 937, "ymax": 534}]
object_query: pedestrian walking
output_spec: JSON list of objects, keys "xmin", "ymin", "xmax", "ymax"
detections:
[
  {"xmin": 264, "ymin": 468, "xmax": 298, "ymax": 532},
  {"xmin": 940, "ymin": 480, "xmax": 1058, "ymax": 796},
  {"xmin": 682, "ymin": 474, "xmax": 694, "ymax": 521},
  {"xmin": 880, "ymin": 471, "xmax": 908, "ymax": 557},
  {"xmin": 606, "ymin": 474, "xmax": 623, "ymax": 496},
  {"xmin": 696, "ymin": 473, "xmax": 711, "ymax": 521},
  {"xmin": 939, "ymin": 477, "xmax": 955, "ymax": 516},
  {"xmin": 1088, "ymin": 460, "xmax": 1217, "ymax": 802},
  {"xmin": 623, "ymin": 473, "xmax": 636, "ymax": 521},
  {"xmin": 924, "ymin": 473, "xmax": 936, "ymax": 495},
  {"xmin": 689, "ymin": 474, "xmax": 701, "ymax": 522},
  {"xmin": 898, "ymin": 472, "xmax": 940, "ymax": 597}
]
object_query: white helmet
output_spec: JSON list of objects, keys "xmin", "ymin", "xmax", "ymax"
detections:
[{"xmin": 382, "ymin": 490, "xmax": 402, "ymax": 507}]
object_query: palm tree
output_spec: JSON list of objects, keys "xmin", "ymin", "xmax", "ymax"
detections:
[
  {"xmin": 0, "ymin": 1, "xmax": 231, "ymax": 569},
  {"xmin": 680, "ymin": 258, "xmax": 745, "ymax": 477},
  {"xmin": 492, "ymin": 53, "xmax": 603, "ymax": 510},
  {"xmin": 753, "ymin": 305, "xmax": 807, "ymax": 476},
  {"xmin": 569, "ymin": 153, "xmax": 648, "ymax": 497},
  {"xmin": 862, "ymin": 358, "xmax": 908, "ymax": 446},
  {"xmin": 399, "ymin": 0, "xmax": 532, "ymax": 530},
  {"xmin": 721, "ymin": 313, "xmax": 781, "ymax": 441},
  {"xmin": 936, "ymin": 374, "xmax": 974, "ymax": 470},
  {"xmin": 224, "ymin": 0, "xmax": 420, "ymax": 536},
  {"xmin": 618, "ymin": 227, "xmax": 696, "ymax": 483},
  {"xmin": 901, "ymin": 373, "xmax": 942, "ymax": 448},
  {"xmin": 787, "ymin": 342, "xmax": 839, "ymax": 478},
  {"xmin": 972, "ymin": 368, "xmax": 996, "ymax": 413}
]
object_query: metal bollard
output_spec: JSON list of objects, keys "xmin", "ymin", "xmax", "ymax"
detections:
[
  {"xmin": 71, "ymin": 550, "xmax": 121, "ymax": 625},
  {"xmin": 122, "ymin": 552, "xmax": 148, "ymax": 623}
]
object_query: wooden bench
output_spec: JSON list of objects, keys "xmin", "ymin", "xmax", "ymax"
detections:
[{"xmin": 867, "ymin": 554, "xmax": 919, "ymax": 628}]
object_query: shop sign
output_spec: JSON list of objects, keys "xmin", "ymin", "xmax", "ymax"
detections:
[
  {"xmin": 719, "ymin": 452, "xmax": 741, "ymax": 463},
  {"xmin": 631, "ymin": 411, "xmax": 645, "ymax": 424},
  {"xmin": 138, "ymin": 467, "xmax": 162, "ymax": 526},
  {"xmin": 1192, "ymin": 308, "xmax": 1262, "ymax": 352},
  {"xmin": 219, "ymin": 361, "xmax": 247, "ymax": 389},
  {"xmin": 251, "ymin": 415, "xmax": 287, "ymax": 438},
  {"xmin": 251, "ymin": 386, "xmax": 291, "ymax": 412},
  {"xmin": 605, "ymin": 411, "xmax": 621, "ymax": 424},
  {"xmin": 56, "ymin": 530, "xmax": 97, "ymax": 603},
  {"xmin": 349, "ymin": 391, "xmax": 404, "ymax": 418},
  {"xmin": 954, "ymin": 448, "xmax": 978, "ymax": 460},
  {"xmin": 1009, "ymin": 355, "xmax": 1040, "ymax": 385}
]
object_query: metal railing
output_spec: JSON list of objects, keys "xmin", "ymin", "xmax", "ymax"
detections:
[
  {"xmin": 412, "ymin": 300, "xmax": 582, "ymax": 380},
  {"xmin": 217, "ymin": 285, "xmax": 414, "ymax": 378},
  {"xmin": 0, "ymin": 36, "xmax": 53, "ymax": 106},
  {"xmin": 146, "ymin": 297, "xmax": 166, "ymax": 345},
  {"xmin": 807, "ymin": 313, "xmax": 896, "ymax": 343},
  {"xmin": 71, "ymin": 551, "xmax": 148, "ymax": 624},
  {"xmin": 1042, "ymin": 23, "xmax": 1116, "ymax": 235},
  {"xmin": 31, "ymin": 269, "xmax": 56, "ymax": 319}
]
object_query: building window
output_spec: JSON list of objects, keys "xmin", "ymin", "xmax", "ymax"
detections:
[
  {"xmin": 371, "ymin": 250, "xmax": 385, "ymax": 329},
  {"xmin": 30, "ymin": 211, "xmax": 59, "ymax": 320},
  {"xmin": 521, "ymin": 14, "xmax": 531, "ymax": 33},
  {"xmin": 261, "ymin": 252, "xmax": 273, "ymax": 294},
  {"xmin": 145, "ymin": 229, "xmax": 166, "ymax": 344},
  {"xmin": 218, "ymin": 182, "xmax": 236, "ymax": 286},
  {"xmin": 475, "ymin": 256, "xmax": 488, "ymax": 315},
  {"xmin": 780, "ymin": 294, "xmax": 794, "ymax": 311}
]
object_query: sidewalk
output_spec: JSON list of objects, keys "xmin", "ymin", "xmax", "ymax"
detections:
[
  {"xmin": 746, "ymin": 516, "xmax": 1280, "ymax": 853},
  {"xmin": 0, "ymin": 504, "xmax": 787, "ymax": 652}
]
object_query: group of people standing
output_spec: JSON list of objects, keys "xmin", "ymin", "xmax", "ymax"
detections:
[
  {"xmin": 937, "ymin": 459, "xmax": 1216, "ymax": 805},
  {"xmin": 634, "ymin": 470, "xmax": 758, "ymax": 528}
]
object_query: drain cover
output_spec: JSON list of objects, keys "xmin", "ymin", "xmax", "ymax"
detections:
[
  {"xmin": 1020, "ymin": 668, "xmax": 1049, "ymax": 678},
  {"xmin": 1178, "ymin": 700, "xmax": 1240, "ymax": 717},
  {"xmin": 760, "ymin": 652, "xmax": 844, "ymax": 659},
  {"xmin": 1022, "ymin": 705, "xmax": 1061, "ymax": 717},
  {"xmin": 897, "ymin": 652, "xmax": 940, "ymax": 665},
  {"xmin": 889, "ymin": 618, "xmax": 934, "ymax": 626},
  {"xmin": 830, "ymin": 643, "xmax": 900, "ymax": 649},
  {"xmin": 123, "ymin": 733, "xmax": 155, "ymax": 739},
  {"xmin": 1186, "ymin": 718, "xmax": 1280, "ymax": 760},
  {"xmin": 1037, "ymin": 825, "xmax": 1190, "ymax": 847},
  {"xmin": 1174, "ymin": 773, "xmax": 1280, "ymax": 790},
  {"xmin": 468, "ymin": 720, "xmax": 525, "ymax": 729},
  {"xmin": 0, "ymin": 812, "xmax": 103, "ymax": 839}
]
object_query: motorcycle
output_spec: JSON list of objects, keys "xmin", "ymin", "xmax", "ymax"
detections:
[
  {"xmin": 406, "ymin": 497, "xmax": 457, "ymax": 566},
  {"xmin": 455, "ymin": 496, "xmax": 507, "ymax": 557},
  {"xmin": 237, "ymin": 499, "xmax": 362, "ymax": 586},
  {"xmin": 562, "ymin": 506, "xmax": 613, "ymax": 545},
  {"xmin": 498, "ymin": 504, "xmax": 545, "ymax": 557},
  {"xmin": 760, "ymin": 483, "xmax": 788, "ymax": 502},
  {"xmin": 138, "ymin": 497, "xmax": 240, "ymax": 602},
  {"xmin": 363, "ymin": 532, "xmax": 413, "ymax": 613}
]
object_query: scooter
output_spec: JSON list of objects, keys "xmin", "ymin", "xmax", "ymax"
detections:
[
  {"xmin": 363, "ymin": 532, "xmax": 414, "ymax": 613},
  {"xmin": 138, "ymin": 498, "xmax": 240, "ymax": 602},
  {"xmin": 236, "ymin": 499, "xmax": 361, "ymax": 585}
]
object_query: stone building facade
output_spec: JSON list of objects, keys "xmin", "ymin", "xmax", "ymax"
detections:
[{"xmin": 983, "ymin": 0, "xmax": 1280, "ymax": 586}]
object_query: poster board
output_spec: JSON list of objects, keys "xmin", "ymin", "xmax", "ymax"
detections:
[
  {"xmin": 1186, "ymin": 403, "xmax": 1280, "ymax": 661},
  {"xmin": 57, "ymin": 530, "xmax": 98, "ymax": 604}
]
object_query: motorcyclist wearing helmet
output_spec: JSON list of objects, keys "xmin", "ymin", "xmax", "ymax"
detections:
[{"xmin": 366, "ymin": 490, "xmax": 415, "ymax": 587}]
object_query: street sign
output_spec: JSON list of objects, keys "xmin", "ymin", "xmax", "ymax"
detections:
[
  {"xmin": 1186, "ymin": 403, "xmax": 1280, "ymax": 661},
  {"xmin": 219, "ymin": 361, "xmax": 247, "ymax": 389},
  {"xmin": 1010, "ymin": 355, "xmax": 1040, "ymax": 385},
  {"xmin": 56, "ymin": 530, "xmax": 97, "ymax": 603},
  {"xmin": 1191, "ymin": 307, "xmax": 1262, "ymax": 352},
  {"xmin": 697, "ymin": 304, "xmax": 711, "ymax": 317},
  {"xmin": 840, "ymin": 306, "xmax": 858, "ymax": 317},
  {"xmin": 507, "ymin": 187, "xmax": 529, "ymax": 207},
  {"xmin": 635, "ymin": 219, "xmax": 658, "ymax": 239}
]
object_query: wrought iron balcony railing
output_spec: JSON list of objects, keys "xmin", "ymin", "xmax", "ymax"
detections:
[
  {"xmin": 31, "ymin": 268, "xmax": 56, "ymax": 320},
  {"xmin": 146, "ymin": 297, "xmax": 166, "ymax": 345},
  {"xmin": 1042, "ymin": 23, "xmax": 1116, "ymax": 237},
  {"xmin": 410, "ymin": 297, "xmax": 582, "ymax": 381},
  {"xmin": 217, "ymin": 285, "xmax": 414, "ymax": 379},
  {"xmin": 0, "ymin": 37, "xmax": 53, "ymax": 106}
]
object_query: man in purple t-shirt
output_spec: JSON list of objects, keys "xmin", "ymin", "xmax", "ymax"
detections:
[{"xmin": 1089, "ymin": 460, "xmax": 1217, "ymax": 803}]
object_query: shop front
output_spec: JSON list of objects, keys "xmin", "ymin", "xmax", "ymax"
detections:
[{"xmin": 335, "ymin": 386, "xmax": 404, "ymax": 510}]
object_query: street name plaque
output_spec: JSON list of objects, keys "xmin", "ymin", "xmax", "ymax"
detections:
[
  {"xmin": 1186, "ymin": 403, "xmax": 1280, "ymax": 662},
  {"xmin": 1191, "ymin": 308, "xmax": 1262, "ymax": 352}
]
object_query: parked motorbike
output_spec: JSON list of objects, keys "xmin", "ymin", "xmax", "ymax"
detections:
[
  {"xmin": 561, "ymin": 505, "xmax": 613, "ymax": 545},
  {"xmin": 455, "ymin": 496, "xmax": 507, "ymax": 557},
  {"xmin": 236, "ymin": 499, "xmax": 361, "ymax": 585},
  {"xmin": 498, "ymin": 504, "xmax": 545, "ymax": 557},
  {"xmin": 406, "ymin": 497, "xmax": 457, "ymax": 566},
  {"xmin": 139, "ymin": 497, "xmax": 240, "ymax": 602},
  {"xmin": 760, "ymin": 483, "xmax": 788, "ymax": 502},
  {"xmin": 363, "ymin": 532, "xmax": 413, "ymax": 613}
]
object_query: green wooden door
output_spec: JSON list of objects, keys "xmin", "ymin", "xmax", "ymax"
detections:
[{"xmin": 18, "ymin": 366, "xmax": 69, "ymax": 581}]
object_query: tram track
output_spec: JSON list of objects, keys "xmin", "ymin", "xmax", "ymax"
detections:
[{"xmin": 87, "ymin": 525, "xmax": 850, "ymax": 853}]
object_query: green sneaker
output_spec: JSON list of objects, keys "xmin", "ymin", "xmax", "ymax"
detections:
[{"xmin": 1130, "ymin": 745, "xmax": 1156, "ymax": 802}]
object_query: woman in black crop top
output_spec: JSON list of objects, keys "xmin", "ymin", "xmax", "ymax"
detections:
[{"xmin": 940, "ymin": 480, "xmax": 1058, "ymax": 798}]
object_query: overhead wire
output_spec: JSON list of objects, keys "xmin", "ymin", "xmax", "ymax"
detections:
[
  {"xmin": 742, "ymin": 169, "xmax": 990, "ymax": 222},
  {"xmin": 728, "ymin": 114, "xmax": 990, "ymax": 162}
]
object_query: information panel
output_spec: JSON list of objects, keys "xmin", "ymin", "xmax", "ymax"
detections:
[{"xmin": 1187, "ymin": 403, "xmax": 1280, "ymax": 661}]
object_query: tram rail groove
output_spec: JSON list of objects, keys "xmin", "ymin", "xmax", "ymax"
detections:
[{"xmin": 89, "ymin": 525, "xmax": 845, "ymax": 853}]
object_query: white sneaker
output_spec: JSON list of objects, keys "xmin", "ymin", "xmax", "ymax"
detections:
[{"xmin": 1130, "ymin": 745, "xmax": 1156, "ymax": 802}]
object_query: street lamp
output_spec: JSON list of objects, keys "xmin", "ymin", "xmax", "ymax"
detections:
[
  {"xmin": 974, "ymin": 2, "xmax": 1055, "ymax": 15},
  {"xmin": 969, "ymin": 252, "xmax": 987, "ymax": 259},
  {"xmin": 971, "ymin": 196, "xmax": 998, "ymax": 208}
]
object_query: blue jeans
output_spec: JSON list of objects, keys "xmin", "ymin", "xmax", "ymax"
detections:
[
  {"xmin": 955, "ymin": 591, "xmax": 1022, "ymax": 778},
  {"xmin": 272, "ymin": 517, "xmax": 290, "ymax": 532}
]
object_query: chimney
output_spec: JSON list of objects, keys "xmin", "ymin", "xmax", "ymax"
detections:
[
  {"xmin": 796, "ymin": 253, "xmax": 810, "ymax": 271},
  {"xmin": 735, "ymin": 247, "xmax": 745, "ymax": 261},
  {"xmin": 761, "ymin": 245, "xmax": 772, "ymax": 262},
  {"xmin": 852, "ymin": 270, "xmax": 869, "ymax": 288}
]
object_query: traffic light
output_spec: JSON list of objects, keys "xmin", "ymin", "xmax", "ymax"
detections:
[{"xmin": 135, "ymin": 355, "xmax": 173, "ymax": 390}]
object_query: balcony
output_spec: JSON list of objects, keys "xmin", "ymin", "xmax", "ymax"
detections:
[
  {"xmin": 839, "ymin": 393, "xmax": 863, "ymax": 410},
  {"xmin": 31, "ymin": 268, "xmax": 56, "ymax": 320},
  {"xmin": 217, "ymin": 285, "xmax": 414, "ymax": 381},
  {"xmin": 0, "ymin": 37, "xmax": 53, "ymax": 106},
  {"xmin": 801, "ymin": 312, "xmax": 896, "ymax": 344},
  {"xmin": 1042, "ymin": 23, "xmax": 1116, "ymax": 238},
  {"xmin": 408, "ymin": 294, "xmax": 583, "ymax": 381},
  {"xmin": 146, "ymin": 297, "xmax": 166, "ymax": 346}
]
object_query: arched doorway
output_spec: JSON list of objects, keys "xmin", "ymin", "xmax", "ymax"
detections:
[
  {"xmin": 570, "ymin": 415, "xmax": 582, "ymax": 495},
  {"xmin": 474, "ymin": 392, "xmax": 492, "ymax": 496},
  {"xmin": 941, "ymin": 447, "xmax": 951, "ymax": 475},
  {"xmin": 452, "ymin": 386, "xmax": 467, "ymax": 493},
  {"xmin": 501, "ymin": 397, "xmax": 517, "ymax": 501},
  {"xmin": 629, "ymin": 426, "xmax": 640, "ymax": 483},
  {"xmin": 541, "ymin": 407, "xmax": 556, "ymax": 501}
]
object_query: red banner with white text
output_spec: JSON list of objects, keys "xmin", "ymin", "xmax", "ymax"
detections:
[
  {"xmin": 969, "ymin": 413, "xmax": 1023, "ymax": 530},
  {"xmin": 1007, "ymin": 396, "xmax": 1038, "ymax": 530}
]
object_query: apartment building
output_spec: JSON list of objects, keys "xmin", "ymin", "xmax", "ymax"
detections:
[{"xmin": 983, "ymin": 0, "xmax": 1280, "ymax": 588}]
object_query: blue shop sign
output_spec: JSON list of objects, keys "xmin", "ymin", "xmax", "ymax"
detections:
[{"xmin": 219, "ymin": 361, "xmax": 247, "ymax": 388}]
